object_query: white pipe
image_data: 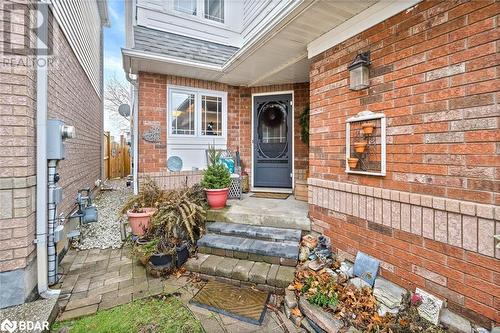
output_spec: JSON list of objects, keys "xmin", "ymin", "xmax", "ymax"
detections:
[
  {"xmin": 35, "ymin": 1, "xmax": 59, "ymax": 298},
  {"xmin": 126, "ymin": 73, "xmax": 139, "ymax": 195}
]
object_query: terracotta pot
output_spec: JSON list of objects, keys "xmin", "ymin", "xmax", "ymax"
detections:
[
  {"xmin": 347, "ymin": 157, "xmax": 359, "ymax": 169},
  {"xmin": 354, "ymin": 141, "xmax": 367, "ymax": 153},
  {"xmin": 205, "ymin": 188, "xmax": 229, "ymax": 209},
  {"xmin": 362, "ymin": 122, "xmax": 375, "ymax": 135},
  {"xmin": 127, "ymin": 208, "xmax": 156, "ymax": 236}
]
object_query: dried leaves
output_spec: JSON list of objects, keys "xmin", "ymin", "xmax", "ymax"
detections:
[{"xmin": 292, "ymin": 263, "xmax": 447, "ymax": 333}]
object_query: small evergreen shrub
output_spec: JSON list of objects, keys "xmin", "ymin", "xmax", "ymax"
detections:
[{"xmin": 201, "ymin": 163, "xmax": 231, "ymax": 189}]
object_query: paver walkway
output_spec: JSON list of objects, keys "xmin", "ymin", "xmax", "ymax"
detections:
[{"xmin": 54, "ymin": 247, "xmax": 302, "ymax": 332}]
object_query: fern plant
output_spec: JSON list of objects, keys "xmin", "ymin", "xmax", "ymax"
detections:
[{"xmin": 201, "ymin": 163, "xmax": 231, "ymax": 189}]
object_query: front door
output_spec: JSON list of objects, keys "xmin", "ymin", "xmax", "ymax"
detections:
[{"xmin": 253, "ymin": 94, "xmax": 292, "ymax": 188}]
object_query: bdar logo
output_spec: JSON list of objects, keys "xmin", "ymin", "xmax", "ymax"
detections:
[{"xmin": 0, "ymin": 319, "xmax": 17, "ymax": 333}]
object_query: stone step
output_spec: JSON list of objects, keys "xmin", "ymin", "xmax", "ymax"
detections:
[
  {"xmin": 206, "ymin": 221, "xmax": 302, "ymax": 242},
  {"xmin": 197, "ymin": 233, "xmax": 299, "ymax": 266},
  {"xmin": 185, "ymin": 254, "xmax": 296, "ymax": 293}
]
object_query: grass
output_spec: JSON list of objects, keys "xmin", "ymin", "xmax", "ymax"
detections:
[{"xmin": 51, "ymin": 295, "xmax": 204, "ymax": 333}]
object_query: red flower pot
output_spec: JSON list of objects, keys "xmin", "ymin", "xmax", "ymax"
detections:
[
  {"xmin": 127, "ymin": 208, "xmax": 156, "ymax": 236},
  {"xmin": 205, "ymin": 188, "xmax": 229, "ymax": 209}
]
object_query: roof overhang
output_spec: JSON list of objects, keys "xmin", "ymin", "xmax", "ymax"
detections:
[{"xmin": 123, "ymin": 0, "xmax": 422, "ymax": 86}]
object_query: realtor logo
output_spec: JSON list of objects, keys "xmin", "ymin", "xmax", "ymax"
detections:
[
  {"xmin": 1, "ymin": 1, "xmax": 53, "ymax": 56},
  {"xmin": 0, "ymin": 319, "xmax": 17, "ymax": 333}
]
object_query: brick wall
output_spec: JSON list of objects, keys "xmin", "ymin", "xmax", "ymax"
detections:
[
  {"xmin": 0, "ymin": 2, "xmax": 102, "ymax": 307},
  {"xmin": 308, "ymin": 0, "xmax": 499, "ymax": 326},
  {"xmin": 137, "ymin": 72, "xmax": 309, "ymax": 187}
]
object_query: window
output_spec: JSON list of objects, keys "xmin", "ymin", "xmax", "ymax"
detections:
[
  {"xmin": 171, "ymin": 91, "xmax": 195, "ymax": 135},
  {"xmin": 204, "ymin": 0, "xmax": 224, "ymax": 23},
  {"xmin": 201, "ymin": 95, "xmax": 222, "ymax": 136},
  {"xmin": 168, "ymin": 86, "xmax": 226, "ymax": 138},
  {"xmin": 174, "ymin": 0, "xmax": 197, "ymax": 15}
]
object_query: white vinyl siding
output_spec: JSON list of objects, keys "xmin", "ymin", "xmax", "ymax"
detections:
[{"xmin": 50, "ymin": 0, "xmax": 103, "ymax": 97}]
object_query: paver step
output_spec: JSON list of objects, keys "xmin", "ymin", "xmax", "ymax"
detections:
[
  {"xmin": 185, "ymin": 254, "xmax": 296, "ymax": 293},
  {"xmin": 197, "ymin": 233, "xmax": 299, "ymax": 266},
  {"xmin": 207, "ymin": 221, "xmax": 302, "ymax": 242}
]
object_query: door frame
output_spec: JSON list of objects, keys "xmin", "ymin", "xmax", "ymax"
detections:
[{"xmin": 251, "ymin": 91, "xmax": 294, "ymax": 193}]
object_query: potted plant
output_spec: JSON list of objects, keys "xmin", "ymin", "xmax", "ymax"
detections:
[
  {"xmin": 361, "ymin": 122, "xmax": 375, "ymax": 135},
  {"xmin": 201, "ymin": 161, "xmax": 231, "ymax": 209},
  {"xmin": 149, "ymin": 239, "xmax": 176, "ymax": 269},
  {"xmin": 132, "ymin": 239, "xmax": 158, "ymax": 266},
  {"xmin": 347, "ymin": 157, "xmax": 359, "ymax": 169},
  {"xmin": 121, "ymin": 177, "xmax": 164, "ymax": 236},
  {"xmin": 127, "ymin": 204, "xmax": 157, "ymax": 236},
  {"xmin": 353, "ymin": 141, "xmax": 367, "ymax": 153}
]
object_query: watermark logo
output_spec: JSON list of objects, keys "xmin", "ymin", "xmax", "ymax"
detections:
[
  {"xmin": 0, "ymin": 319, "xmax": 49, "ymax": 332},
  {"xmin": 0, "ymin": 319, "xmax": 16, "ymax": 333},
  {"xmin": 1, "ymin": 2, "xmax": 56, "ymax": 69}
]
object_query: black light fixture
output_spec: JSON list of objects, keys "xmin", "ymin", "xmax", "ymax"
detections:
[{"xmin": 348, "ymin": 51, "xmax": 371, "ymax": 90}]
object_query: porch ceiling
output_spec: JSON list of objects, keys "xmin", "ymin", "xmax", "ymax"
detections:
[{"xmin": 123, "ymin": 0, "xmax": 377, "ymax": 87}]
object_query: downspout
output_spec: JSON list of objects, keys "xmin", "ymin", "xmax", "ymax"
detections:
[
  {"xmin": 126, "ymin": 72, "xmax": 139, "ymax": 195},
  {"xmin": 35, "ymin": 1, "xmax": 59, "ymax": 298}
]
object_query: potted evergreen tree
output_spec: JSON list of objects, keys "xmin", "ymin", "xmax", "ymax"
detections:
[{"xmin": 202, "ymin": 160, "xmax": 231, "ymax": 209}]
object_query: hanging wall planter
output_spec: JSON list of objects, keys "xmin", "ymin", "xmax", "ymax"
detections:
[
  {"xmin": 347, "ymin": 158, "xmax": 359, "ymax": 169},
  {"xmin": 354, "ymin": 141, "xmax": 367, "ymax": 153},
  {"xmin": 361, "ymin": 122, "xmax": 375, "ymax": 135}
]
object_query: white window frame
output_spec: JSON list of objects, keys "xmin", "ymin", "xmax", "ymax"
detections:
[
  {"xmin": 169, "ymin": 0, "xmax": 226, "ymax": 26},
  {"xmin": 167, "ymin": 85, "xmax": 228, "ymax": 143},
  {"xmin": 204, "ymin": 0, "xmax": 224, "ymax": 23}
]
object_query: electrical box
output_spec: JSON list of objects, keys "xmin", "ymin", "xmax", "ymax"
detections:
[{"xmin": 47, "ymin": 119, "xmax": 75, "ymax": 160}]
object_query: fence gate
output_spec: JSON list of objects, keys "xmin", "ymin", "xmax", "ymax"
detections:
[{"xmin": 103, "ymin": 132, "xmax": 131, "ymax": 180}]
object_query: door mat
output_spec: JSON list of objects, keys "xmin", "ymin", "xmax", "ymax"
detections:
[
  {"xmin": 190, "ymin": 280, "xmax": 269, "ymax": 325},
  {"xmin": 251, "ymin": 192, "xmax": 290, "ymax": 200}
]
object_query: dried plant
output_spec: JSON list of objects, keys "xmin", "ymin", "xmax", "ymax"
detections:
[
  {"xmin": 120, "ymin": 177, "xmax": 165, "ymax": 214},
  {"xmin": 148, "ymin": 186, "xmax": 207, "ymax": 243}
]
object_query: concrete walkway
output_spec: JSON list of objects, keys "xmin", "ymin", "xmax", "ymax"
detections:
[
  {"xmin": 211, "ymin": 193, "xmax": 311, "ymax": 231},
  {"xmin": 54, "ymin": 247, "xmax": 302, "ymax": 332}
]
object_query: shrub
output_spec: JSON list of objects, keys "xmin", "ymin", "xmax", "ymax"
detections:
[{"xmin": 201, "ymin": 163, "xmax": 231, "ymax": 190}]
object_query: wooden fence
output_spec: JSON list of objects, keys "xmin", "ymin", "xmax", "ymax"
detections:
[{"xmin": 103, "ymin": 132, "xmax": 131, "ymax": 180}]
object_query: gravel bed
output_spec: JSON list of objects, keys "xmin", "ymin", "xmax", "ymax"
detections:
[{"xmin": 72, "ymin": 179, "xmax": 132, "ymax": 250}]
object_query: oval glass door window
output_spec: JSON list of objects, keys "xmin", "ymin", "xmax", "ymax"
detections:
[{"xmin": 257, "ymin": 102, "xmax": 288, "ymax": 159}]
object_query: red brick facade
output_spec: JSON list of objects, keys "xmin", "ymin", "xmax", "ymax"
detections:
[
  {"xmin": 137, "ymin": 73, "xmax": 309, "ymax": 187},
  {"xmin": 0, "ymin": 2, "xmax": 103, "ymax": 306},
  {"xmin": 308, "ymin": 0, "xmax": 499, "ymax": 326}
]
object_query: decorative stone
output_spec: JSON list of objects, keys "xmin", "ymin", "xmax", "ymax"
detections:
[
  {"xmin": 377, "ymin": 303, "xmax": 399, "ymax": 317},
  {"xmin": 142, "ymin": 126, "xmax": 160, "ymax": 143},
  {"xmin": 302, "ymin": 235, "xmax": 317, "ymax": 249},
  {"xmin": 346, "ymin": 327, "xmax": 361, "ymax": 333},
  {"xmin": 439, "ymin": 308, "xmax": 472, "ymax": 333},
  {"xmin": 415, "ymin": 288, "xmax": 443, "ymax": 325},
  {"xmin": 299, "ymin": 246, "xmax": 310, "ymax": 261},
  {"xmin": 299, "ymin": 298, "xmax": 343, "ymax": 333},
  {"xmin": 353, "ymin": 252, "xmax": 379, "ymax": 286},
  {"xmin": 308, "ymin": 259, "xmax": 325, "ymax": 271},
  {"xmin": 373, "ymin": 277, "xmax": 406, "ymax": 310},
  {"xmin": 285, "ymin": 289, "xmax": 297, "ymax": 309},
  {"xmin": 348, "ymin": 277, "xmax": 371, "ymax": 290},
  {"xmin": 339, "ymin": 261, "xmax": 353, "ymax": 277}
]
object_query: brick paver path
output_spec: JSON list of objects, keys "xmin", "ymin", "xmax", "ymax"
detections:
[{"xmin": 54, "ymin": 247, "xmax": 301, "ymax": 332}]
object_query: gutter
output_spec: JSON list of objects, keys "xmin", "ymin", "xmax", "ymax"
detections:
[
  {"xmin": 35, "ymin": 1, "xmax": 60, "ymax": 299},
  {"xmin": 124, "ymin": 71, "xmax": 139, "ymax": 195}
]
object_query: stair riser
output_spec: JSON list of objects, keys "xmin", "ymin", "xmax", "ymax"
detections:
[
  {"xmin": 198, "ymin": 274, "xmax": 284, "ymax": 295},
  {"xmin": 206, "ymin": 222, "xmax": 302, "ymax": 243},
  {"xmin": 205, "ymin": 230, "xmax": 292, "ymax": 243},
  {"xmin": 198, "ymin": 247, "xmax": 298, "ymax": 267}
]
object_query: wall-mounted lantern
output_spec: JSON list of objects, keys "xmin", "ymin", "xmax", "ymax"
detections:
[{"xmin": 348, "ymin": 51, "xmax": 371, "ymax": 90}]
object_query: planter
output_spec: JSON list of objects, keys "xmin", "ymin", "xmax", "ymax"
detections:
[
  {"xmin": 176, "ymin": 243, "xmax": 189, "ymax": 267},
  {"xmin": 127, "ymin": 208, "xmax": 156, "ymax": 236},
  {"xmin": 205, "ymin": 188, "xmax": 229, "ymax": 209},
  {"xmin": 347, "ymin": 157, "xmax": 359, "ymax": 169},
  {"xmin": 149, "ymin": 253, "xmax": 174, "ymax": 269},
  {"xmin": 354, "ymin": 141, "xmax": 367, "ymax": 153},
  {"xmin": 361, "ymin": 122, "xmax": 375, "ymax": 135},
  {"xmin": 241, "ymin": 174, "xmax": 250, "ymax": 193},
  {"xmin": 136, "ymin": 237, "xmax": 150, "ymax": 245}
]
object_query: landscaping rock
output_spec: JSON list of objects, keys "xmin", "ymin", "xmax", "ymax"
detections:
[
  {"xmin": 377, "ymin": 303, "xmax": 399, "ymax": 317},
  {"xmin": 308, "ymin": 259, "xmax": 325, "ymax": 271},
  {"xmin": 348, "ymin": 277, "xmax": 371, "ymax": 290},
  {"xmin": 352, "ymin": 251, "xmax": 379, "ymax": 286},
  {"xmin": 73, "ymin": 180, "xmax": 131, "ymax": 250},
  {"xmin": 373, "ymin": 277, "xmax": 406, "ymax": 310},
  {"xmin": 415, "ymin": 288, "xmax": 443, "ymax": 325},
  {"xmin": 339, "ymin": 261, "xmax": 353, "ymax": 278},
  {"xmin": 439, "ymin": 308, "xmax": 472, "ymax": 333},
  {"xmin": 347, "ymin": 327, "xmax": 361, "ymax": 333},
  {"xmin": 298, "ymin": 297, "xmax": 343, "ymax": 333},
  {"xmin": 299, "ymin": 246, "xmax": 310, "ymax": 261},
  {"xmin": 285, "ymin": 289, "xmax": 297, "ymax": 309}
]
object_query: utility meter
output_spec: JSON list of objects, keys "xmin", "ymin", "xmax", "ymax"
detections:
[{"xmin": 47, "ymin": 119, "xmax": 76, "ymax": 160}]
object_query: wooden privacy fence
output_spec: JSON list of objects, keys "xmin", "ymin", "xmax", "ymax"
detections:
[{"xmin": 103, "ymin": 132, "xmax": 131, "ymax": 180}]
